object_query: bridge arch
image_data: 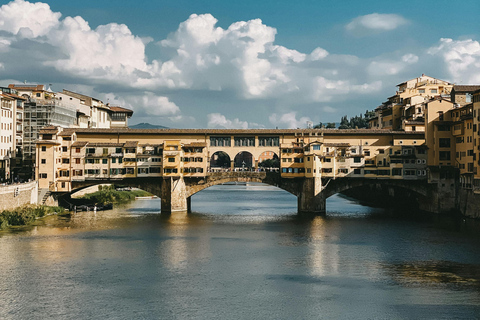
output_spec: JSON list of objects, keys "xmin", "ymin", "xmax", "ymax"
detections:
[
  {"xmin": 321, "ymin": 178, "xmax": 429, "ymax": 205},
  {"xmin": 234, "ymin": 151, "xmax": 254, "ymax": 169},
  {"xmin": 210, "ymin": 151, "xmax": 231, "ymax": 169},
  {"xmin": 185, "ymin": 172, "xmax": 301, "ymax": 198}
]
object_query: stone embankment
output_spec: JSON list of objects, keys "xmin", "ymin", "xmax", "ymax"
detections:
[{"xmin": 0, "ymin": 181, "xmax": 38, "ymax": 211}]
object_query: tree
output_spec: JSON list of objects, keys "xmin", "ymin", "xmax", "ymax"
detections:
[{"xmin": 326, "ymin": 122, "xmax": 336, "ymax": 128}]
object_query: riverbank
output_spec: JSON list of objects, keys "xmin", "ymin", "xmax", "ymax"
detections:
[
  {"xmin": 0, "ymin": 204, "xmax": 64, "ymax": 230},
  {"xmin": 78, "ymin": 185, "xmax": 153, "ymax": 205}
]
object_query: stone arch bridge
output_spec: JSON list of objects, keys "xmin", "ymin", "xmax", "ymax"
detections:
[{"xmin": 68, "ymin": 173, "xmax": 438, "ymax": 214}]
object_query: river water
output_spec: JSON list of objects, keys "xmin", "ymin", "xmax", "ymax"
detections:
[{"xmin": 1, "ymin": 184, "xmax": 480, "ymax": 319}]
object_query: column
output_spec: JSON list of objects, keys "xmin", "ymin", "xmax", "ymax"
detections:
[
  {"xmin": 161, "ymin": 177, "xmax": 188, "ymax": 213},
  {"xmin": 298, "ymin": 176, "xmax": 326, "ymax": 214}
]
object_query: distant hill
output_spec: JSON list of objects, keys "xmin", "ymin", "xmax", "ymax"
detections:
[{"xmin": 129, "ymin": 123, "xmax": 169, "ymax": 129}]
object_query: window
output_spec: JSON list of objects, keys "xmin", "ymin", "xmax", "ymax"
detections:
[
  {"xmin": 234, "ymin": 137, "xmax": 255, "ymax": 147},
  {"xmin": 354, "ymin": 168, "xmax": 361, "ymax": 174},
  {"xmin": 62, "ymin": 158, "xmax": 69, "ymax": 164},
  {"xmin": 168, "ymin": 157, "xmax": 175, "ymax": 162},
  {"xmin": 439, "ymin": 138, "xmax": 451, "ymax": 148},
  {"xmin": 103, "ymin": 148, "xmax": 108, "ymax": 155},
  {"xmin": 62, "ymin": 146, "xmax": 67, "ymax": 152},
  {"xmin": 112, "ymin": 158, "xmax": 116, "ymax": 163},
  {"xmin": 75, "ymin": 158, "xmax": 81, "ymax": 164},
  {"xmin": 102, "ymin": 159, "xmax": 108, "ymax": 164},
  {"xmin": 41, "ymin": 159, "xmax": 46, "ymax": 164},
  {"xmin": 430, "ymin": 89, "xmax": 437, "ymax": 94},
  {"xmin": 258, "ymin": 137, "xmax": 279, "ymax": 147},
  {"xmin": 210, "ymin": 137, "xmax": 231, "ymax": 147},
  {"xmin": 41, "ymin": 146, "xmax": 46, "ymax": 152},
  {"xmin": 294, "ymin": 158, "xmax": 304, "ymax": 163},
  {"xmin": 439, "ymin": 151, "xmax": 451, "ymax": 161},
  {"xmin": 418, "ymin": 89, "xmax": 425, "ymax": 93},
  {"xmin": 76, "ymin": 148, "xmax": 80, "ymax": 153},
  {"xmin": 40, "ymin": 173, "xmax": 47, "ymax": 179},
  {"xmin": 312, "ymin": 145, "xmax": 321, "ymax": 151},
  {"xmin": 379, "ymin": 149, "xmax": 384, "ymax": 154},
  {"xmin": 353, "ymin": 157, "xmax": 361, "ymax": 163}
]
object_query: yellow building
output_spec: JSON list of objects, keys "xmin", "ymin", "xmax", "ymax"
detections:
[
  {"xmin": 369, "ymin": 75, "xmax": 453, "ymax": 132},
  {"xmin": 36, "ymin": 128, "xmax": 428, "ymax": 193}
]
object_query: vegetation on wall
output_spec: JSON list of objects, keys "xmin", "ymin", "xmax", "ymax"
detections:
[
  {"xmin": 79, "ymin": 185, "xmax": 152, "ymax": 205},
  {"xmin": 0, "ymin": 205, "xmax": 63, "ymax": 229}
]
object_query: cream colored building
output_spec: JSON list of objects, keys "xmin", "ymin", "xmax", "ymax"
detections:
[
  {"xmin": 36, "ymin": 128, "xmax": 427, "ymax": 193},
  {"xmin": 369, "ymin": 75, "xmax": 453, "ymax": 132}
]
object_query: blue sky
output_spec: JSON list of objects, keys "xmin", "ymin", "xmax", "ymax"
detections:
[{"xmin": 0, "ymin": 0, "xmax": 479, "ymax": 128}]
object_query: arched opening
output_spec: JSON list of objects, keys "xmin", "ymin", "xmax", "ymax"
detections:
[
  {"xmin": 210, "ymin": 151, "xmax": 231, "ymax": 169},
  {"xmin": 191, "ymin": 182, "xmax": 297, "ymax": 215},
  {"xmin": 258, "ymin": 151, "xmax": 279, "ymax": 172},
  {"xmin": 234, "ymin": 151, "xmax": 254, "ymax": 170}
]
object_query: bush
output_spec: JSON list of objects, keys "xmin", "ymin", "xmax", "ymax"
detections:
[{"xmin": 0, "ymin": 205, "xmax": 63, "ymax": 229}]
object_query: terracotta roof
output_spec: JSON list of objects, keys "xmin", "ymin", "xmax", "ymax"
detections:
[
  {"xmin": 452, "ymin": 85, "xmax": 480, "ymax": 93},
  {"xmin": 39, "ymin": 126, "xmax": 59, "ymax": 134},
  {"xmin": 124, "ymin": 141, "xmax": 138, "ymax": 147},
  {"xmin": 87, "ymin": 142, "xmax": 124, "ymax": 147},
  {"xmin": 0, "ymin": 93, "xmax": 14, "ymax": 100},
  {"xmin": 66, "ymin": 128, "xmax": 424, "ymax": 136},
  {"xmin": 71, "ymin": 141, "xmax": 88, "ymax": 147},
  {"xmin": 58, "ymin": 128, "xmax": 76, "ymax": 136},
  {"xmin": 109, "ymin": 106, "xmax": 133, "ymax": 114},
  {"xmin": 3, "ymin": 93, "xmax": 26, "ymax": 100},
  {"xmin": 8, "ymin": 84, "xmax": 45, "ymax": 91},
  {"xmin": 183, "ymin": 142, "xmax": 207, "ymax": 147},
  {"xmin": 324, "ymin": 143, "xmax": 351, "ymax": 147},
  {"xmin": 36, "ymin": 140, "xmax": 60, "ymax": 145}
]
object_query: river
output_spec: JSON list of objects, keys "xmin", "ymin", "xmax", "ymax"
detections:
[{"xmin": 1, "ymin": 184, "xmax": 480, "ymax": 319}]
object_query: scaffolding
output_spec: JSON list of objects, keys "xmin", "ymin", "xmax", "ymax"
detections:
[{"xmin": 23, "ymin": 98, "xmax": 77, "ymax": 169}]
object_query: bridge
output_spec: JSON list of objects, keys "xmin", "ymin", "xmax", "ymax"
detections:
[
  {"xmin": 69, "ymin": 171, "xmax": 438, "ymax": 214},
  {"xmin": 36, "ymin": 127, "xmax": 455, "ymax": 215}
]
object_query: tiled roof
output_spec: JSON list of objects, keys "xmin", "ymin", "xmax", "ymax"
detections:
[
  {"xmin": 452, "ymin": 85, "xmax": 480, "ymax": 93},
  {"xmin": 124, "ymin": 141, "xmax": 138, "ymax": 147},
  {"xmin": 109, "ymin": 106, "xmax": 133, "ymax": 114},
  {"xmin": 87, "ymin": 142, "xmax": 124, "ymax": 147},
  {"xmin": 36, "ymin": 140, "xmax": 60, "ymax": 145},
  {"xmin": 67, "ymin": 128, "xmax": 424, "ymax": 136},
  {"xmin": 183, "ymin": 142, "xmax": 207, "ymax": 147},
  {"xmin": 324, "ymin": 143, "xmax": 351, "ymax": 147},
  {"xmin": 9, "ymin": 84, "xmax": 45, "ymax": 91},
  {"xmin": 71, "ymin": 141, "xmax": 88, "ymax": 147}
]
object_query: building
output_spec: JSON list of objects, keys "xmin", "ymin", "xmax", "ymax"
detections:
[
  {"xmin": 369, "ymin": 75, "xmax": 453, "ymax": 132},
  {"xmin": 7, "ymin": 84, "xmax": 133, "ymax": 180},
  {"xmin": 35, "ymin": 128, "xmax": 427, "ymax": 193}
]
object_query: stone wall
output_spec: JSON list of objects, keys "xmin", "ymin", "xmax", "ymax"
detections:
[
  {"xmin": 0, "ymin": 181, "xmax": 38, "ymax": 211},
  {"xmin": 457, "ymin": 188, "xmax": 480, "ymax": 219}
]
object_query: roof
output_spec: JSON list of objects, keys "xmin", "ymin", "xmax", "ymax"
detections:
[
  {"xmin": 36, "ymin": 140, "xmax": 60, "ymax": 145},
  {"xmin": 86, "ymin": 142, "xmax": 124, "ymax": 147},
  {"xmin": 452, "ymin": 85, "xmax": 480, "ymax": 93},
  {"xmin": 124, "ymin": 141, "xmax": 138, "ymax": 147},
  {"xmin": 3, "ymin": 93, "xmax": 26, "ymax": 100},
  {"xmin": 66, "ymin": 128, "xmax": 425, "ymax": 136},
  {"xmin": 324, "ymin": 143, "xmax": 351, "ymax": 147},
  {"xmin": 9, "ymin": 84, "xmax": 45, "ymax": 91},
  {"xmin": 0, "ymin": 93, "xmax": 14, "ymax": 100},
  {"xmin": 71, "ymin": 141, "xmax": 88, "ymax": 147},
  {"xmin": 183, "ymin": 142, "xmax": 207, "ymax": 147},
  {"xmin": 109, "ymin": 106, "xmax": 134, "ymax": 114},
  {"xmin": 39, "ymin": 126, "xmax": 59, "ymax": 134}
]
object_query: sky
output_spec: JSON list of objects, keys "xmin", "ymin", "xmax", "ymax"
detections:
[{"xmin": 0, "ymin": 0, "xmax": 479, "ymax": 129}]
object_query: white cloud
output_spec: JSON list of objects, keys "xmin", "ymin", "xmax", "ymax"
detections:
[
  {"xmin": 207, "ymin": 113, "xmax": 249, "ymax": 129},
  {"xmin": 345, "ymin": 13, "xmax": 408, "ymax": 36},
  {"xmin": 310, "ymin": 47, "xmax": 329, "ymax": 61},
  {"xmin": 428, "ymin": 38, "xmax": 480, "ymax": 83},
  {"xmin": 0, "ymin": 0, "xmax": 61, "ymax": 37},
  {"xmin": 322, "ymin": 106, "xmax": 336, "ymax": 113},
  {"xmin": 104, "ymin": 92, "xmax": 180, "ymax": 116},
  {"xmin": 367, "ymin": 53, "xmax": 419, "ymax": 76},
  {"xmin": 269, "ymin": 112, "xmax": 311, "ymax": 129}
]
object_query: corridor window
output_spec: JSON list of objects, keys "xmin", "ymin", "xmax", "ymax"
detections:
[
  {"xmin": 258, "ymin": 137, "xmax": 279, "ymax": 147},
  {"xmin": 234, "ymin": 137, "xmax": 255, "ymax": 147},
  {"xmin": 210, "ymin": 137, "xmax": 231, "ymax": 147}
]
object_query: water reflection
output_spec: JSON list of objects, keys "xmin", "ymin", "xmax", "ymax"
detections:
[{"xmin": 1, "ymin": 185, "xmax": 480, "ymax": 319}]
